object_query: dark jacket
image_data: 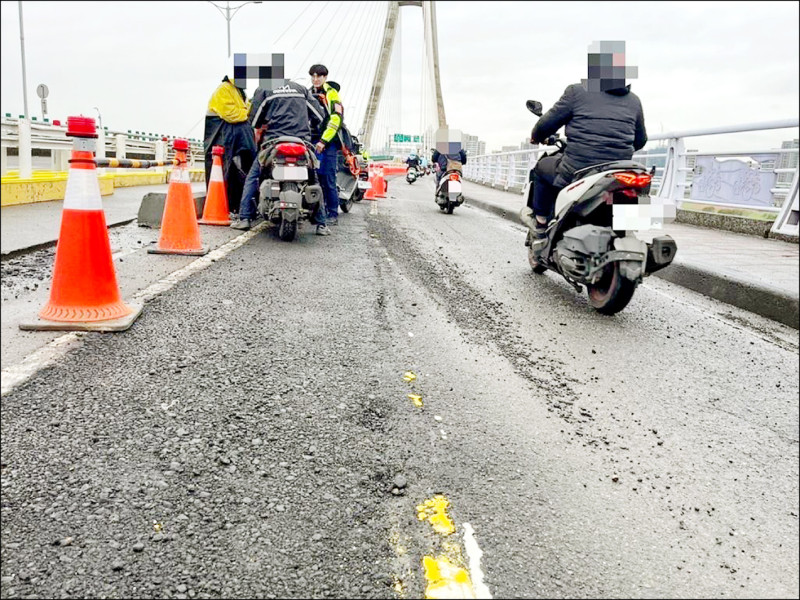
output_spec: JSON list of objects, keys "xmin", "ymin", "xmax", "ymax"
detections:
[
  {"xmin": 249, "ymin": 81, "xmax": 325, "ymax": 143},
  {"xmin": 532, "ymin": 82, "xmax": 647, "ymax": 183}
]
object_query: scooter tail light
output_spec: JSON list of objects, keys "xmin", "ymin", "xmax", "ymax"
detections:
[
  {"xmin": 276, "ymin": 142, "xmax": 307, "ymax": 156},
  {"xmin": 449, "ymin": 173, "xmax": 460, "ymax": 181},
  {"xmin": 613, "ymin": 172, "xmax": 652, "ymax": 187}
]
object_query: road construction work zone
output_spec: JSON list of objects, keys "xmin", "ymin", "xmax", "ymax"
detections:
[{"xmin": 2, "ymin": 170, "xmax": 797, "ymax": 599}]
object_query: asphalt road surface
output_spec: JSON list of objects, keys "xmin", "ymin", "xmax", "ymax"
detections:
[{"xmin": 2, "ymin": 176, "xmax": 798, "ymax": 599}]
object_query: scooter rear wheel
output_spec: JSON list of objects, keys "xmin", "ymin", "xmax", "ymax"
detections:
[
  {"xmin": 587, "ymin": 262, "xmax": 637, "ymax": 314},
  {"xmin": 278, "ymin": 216, "xmax": 297, "ymax": 241},
  {"xmin": 527, "ymin": 233, "xmax": 547, "ymax": 274}
]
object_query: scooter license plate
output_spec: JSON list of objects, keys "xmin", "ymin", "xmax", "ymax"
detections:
[
  {"xmin": 273, "ymin": 165, "xmax": 308, "ymax": 181},
  {"xmin": 448, "ymin": 180, "xmax": 462, "ymax": 193},
  {"xmin": 357, "ymin": 180, "xmax": 372, "ymax": 189}
]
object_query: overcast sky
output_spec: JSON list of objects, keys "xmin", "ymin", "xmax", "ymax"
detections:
[{"xmin": 1, "ymin": 1, "xmax": 798, "ymax": 153}]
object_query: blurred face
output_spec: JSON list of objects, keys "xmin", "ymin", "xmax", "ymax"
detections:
[{"xmin": 310, "ymin": 73, "xmax": 327, "ymax": 88}]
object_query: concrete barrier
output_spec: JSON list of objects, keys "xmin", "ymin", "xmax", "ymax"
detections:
[
  {"xmin": 0, "ymin": 169, "xmax": 205, "ymax": 207},
  {"xmin": 137, "ymin": 191, "xmax": 206, "ymax": 228}
]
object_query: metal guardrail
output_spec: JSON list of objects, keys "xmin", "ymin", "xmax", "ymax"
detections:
[
  {"xmin": 1, "ymin": 116, "xmax": 204, "ymax": 176},
  {"xmin": 462, "ymin": 119, "xmax": 799, "ymax": 216}
]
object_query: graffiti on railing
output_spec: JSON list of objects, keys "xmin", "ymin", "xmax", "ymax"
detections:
[{"xmin": 691, "ymin": 154, "xmax": 778, "ymax": 207}]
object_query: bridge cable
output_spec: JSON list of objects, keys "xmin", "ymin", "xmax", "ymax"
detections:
[
  {"xmin": 350, "ymin": 2, "xmax": 388, "ymax": 134},
  {"xmin": 293, "ymin": 2, "xmax": 345, "ymax": 79},
  {"xmin": 273, "ymin": 0, "xmax": 315, "ymax": 47},
  {"xmin": 339, "ymin": 1, "xmax": 383, "ymax": 131},
  {"xmin": 292, "ymin": 0, "xmax": 331, "ymax": 51},
  {"xmin": 334, "ymin": 0, "xmax": 380, "ymax": 96}
]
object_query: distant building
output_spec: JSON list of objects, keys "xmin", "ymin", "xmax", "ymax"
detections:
[
  {"xmin": 462, "ymin": 133, "xmax": 486, "ymax": 157},
  {"xmin": 777, "ymin": 139, "xmax": 799, "ymax": 186},
  {"xmin": 636, "ymin": 145, "xmax": 668, "ymax": 170},
  {"xmin": 520, "ymin": 139, "xmax": 536, "ymax": 151},
  {"xmin": 500, "ymin": 145, "xmax": 518, "ymax": 153}
]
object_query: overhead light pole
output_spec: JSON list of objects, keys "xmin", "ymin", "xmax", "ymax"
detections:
[
  {"xmin": 206, "ymin": 1, "xmax": 263, "ymax": 58},
  {"xmin": 18, "ymin": 1, "xmax": 29, "ymax": 120}
]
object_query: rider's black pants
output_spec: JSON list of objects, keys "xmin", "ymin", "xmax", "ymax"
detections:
[{"xmin": 529, "ymin": 155, "xmax": 565, "ymax": 219}]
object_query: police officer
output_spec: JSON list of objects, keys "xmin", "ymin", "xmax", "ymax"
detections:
[
  {"xmin": 309, "ymin": 64, "xmax": 345, "ymax": 227},
  {"xmin": 230, "ymin": 78, "xmax": 327, "ymax": 232}
]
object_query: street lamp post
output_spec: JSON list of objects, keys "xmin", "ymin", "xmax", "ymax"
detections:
[
  {"xmin": 93, "ymin": 107, "xmax": 106, "ymax": 160},
  {"xmin": 206, "ymin": 1, "xmax": 263, "ymax": 58},
  {"xmin": 18, "ymin": 1, "xmax": 32, "ymax": 178}
]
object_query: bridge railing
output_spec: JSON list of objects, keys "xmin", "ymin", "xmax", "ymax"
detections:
[
  {"xmin": 463, "ymin": 119, "xmax": 799, "ymax": 218},
  {"xmin": 1, "ymin": 115, "xmax": 204, "ymax": 176}
]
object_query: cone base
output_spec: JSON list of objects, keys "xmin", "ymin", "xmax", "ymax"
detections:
[
  {"xmin": 198, "ymin": 218, "xmax": 231, "ymax": 226},
  {"xmin": 21, "ymin": 303, "xmax": 143, "ymax": 332},
  {"xmin": 148, "ymin": 246, "xmax": 209, "ymax": 256},
  {"xmin": 38, "ymin": 298, "xmax": 133, "ymax": 323}
]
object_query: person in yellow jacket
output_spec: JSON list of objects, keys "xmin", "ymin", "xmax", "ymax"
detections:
[
  {"xmin": 203, "ymin": 76, "xmax": 257, "ymax": 214},
  {"xmin": 309, "ymin": 64, "xmax": 345, "ymax": 225}
]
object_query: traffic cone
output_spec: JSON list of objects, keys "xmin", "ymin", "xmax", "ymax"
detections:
[
  {"xmin": 375, "ymin": 165, "xmax": 387, "ymax": 198},
  {"xmin": 198, "ymin": 145, "xmax": 231, "ymax": 225},
  {"xmin": 149, "ymin": 139, "xmax": 208, "ymax": 256},
  {"xmin": 364, "ymin": 164, "xmax": 377, "ymax": 200},
  {"xmin": 20, "ymin": 116, "xmax": 142, "ymax": 332}
]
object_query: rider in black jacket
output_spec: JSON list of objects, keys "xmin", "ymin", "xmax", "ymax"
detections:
[
  {"xmin": 527, "ymin": 42, "xmax": 647, "ymax": 241},
  {"xmin": 231, "ymin": 81, "xmax": 326, "ymax": 231}
]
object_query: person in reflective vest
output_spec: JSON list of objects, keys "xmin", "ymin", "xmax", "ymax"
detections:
[{"xmin": 309, "ymin": 64, "xmax": 345, "ymax": 227}]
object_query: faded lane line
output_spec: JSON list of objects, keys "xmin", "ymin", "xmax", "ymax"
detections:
[
  {"xmin": 1, "ymin": 224, "xmax": 267, "ymax": 397},
  {"xmin": 462, "ymin": 523, "xmax": 492, "ymax": 599}
]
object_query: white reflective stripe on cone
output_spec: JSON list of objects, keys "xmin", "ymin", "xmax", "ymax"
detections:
[
  {"xmin": 62, "ymin": 167, "xmax": 103, "ymax": 211},
  {"xmin": 169, "ymin": 167, "xmax": 191, "ymax": 183},
  {"xmin": 210, "ymin": 163, "xmax": 224, "ymax": 182}
]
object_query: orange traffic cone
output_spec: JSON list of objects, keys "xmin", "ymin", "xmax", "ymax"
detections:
[
  {"xmin": 20, "ymin": 115, "xmax": 142, "ymax": 332},
  {"xmin": 198, "ymin": 145, "xmax": 231, "ymax": 226},
  {"xmin": 375, "ymin": 165, "xmax": 387, "ymax": 198},
  {"xmin": 364, "ymin": 164, "xmax": 377, "ymax": 200},
  {"xmin": 149, "ymin": 139, "xmax": 208, "ymax": 256}
]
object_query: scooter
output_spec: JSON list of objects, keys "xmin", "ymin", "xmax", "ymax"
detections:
[
  {"xmin": 435, "ymin": 161, "xmax": 464, "ymax": 214},
  {"xmin": 520, "ymin": 99, "xmax": 677, "ymax": 314},
  {"xmin": 257, "ymin": 137, "xmax": 323, "ymax": 242},
  {"xmin": 406, "ymin": 166, "xmax": 419, "ymax": 184}
]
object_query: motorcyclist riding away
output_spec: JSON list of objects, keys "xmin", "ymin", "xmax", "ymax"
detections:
[{"xmin": 525, "ymin": 40, "xmax": 647, "ymax": 244}]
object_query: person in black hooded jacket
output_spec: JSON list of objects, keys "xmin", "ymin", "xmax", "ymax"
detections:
[{"xmin": 526, "ymin": 41, "xmax": 647, "ymax": 241}]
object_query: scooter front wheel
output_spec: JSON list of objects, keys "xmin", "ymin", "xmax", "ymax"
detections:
[{"xmin": 587, "ymin": 262, "xmax": 637, "ymax": 314}]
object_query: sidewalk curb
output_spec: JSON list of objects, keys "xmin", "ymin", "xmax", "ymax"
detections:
[{"xmin": 464, "ymin": 194, "xmax": 799, "ymax": 330}]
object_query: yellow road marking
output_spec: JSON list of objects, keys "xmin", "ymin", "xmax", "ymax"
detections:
[
  {"xmin": 403, "ymin": 371, "xmax": 417, "ymax": 383},
  {"xmin": 423, "ymin": 556, "xmax": 475, "ymax": 599},
  {"xmin": 416, "ymin": 495, "xmax": 456, "ymax": 536},
  {"xmin": 408, "ymin": 393, "xmax": 424, "ymax": 407}
]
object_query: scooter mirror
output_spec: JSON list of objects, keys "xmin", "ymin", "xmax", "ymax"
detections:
[{"xmin": 526, "ymin": 100, "xmax": 543, "ymax": 116}]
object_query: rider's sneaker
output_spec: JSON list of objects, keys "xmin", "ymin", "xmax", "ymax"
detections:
[
  {"xmin": 316, "ymin": 225, "xmax": 331, "ymax": 236},
  {"xmin": 329, "ymin": 216, "xmax": 339, "ymax": 226},
  {"xmin": 230, "ymin": 218, "xmax": 251, "ymax": 231}
]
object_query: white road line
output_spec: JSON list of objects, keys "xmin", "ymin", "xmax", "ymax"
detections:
[
  {"xmin": 1, "ymin": 224, "xmax": 267, "ymax": 397},
  {"xmin": 1, "ymin": 333, "xmax": 83, "ymax": 396},
  {"xmin": 462, "ymin": 522, "xmax": 492, "ymax": 599}
]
